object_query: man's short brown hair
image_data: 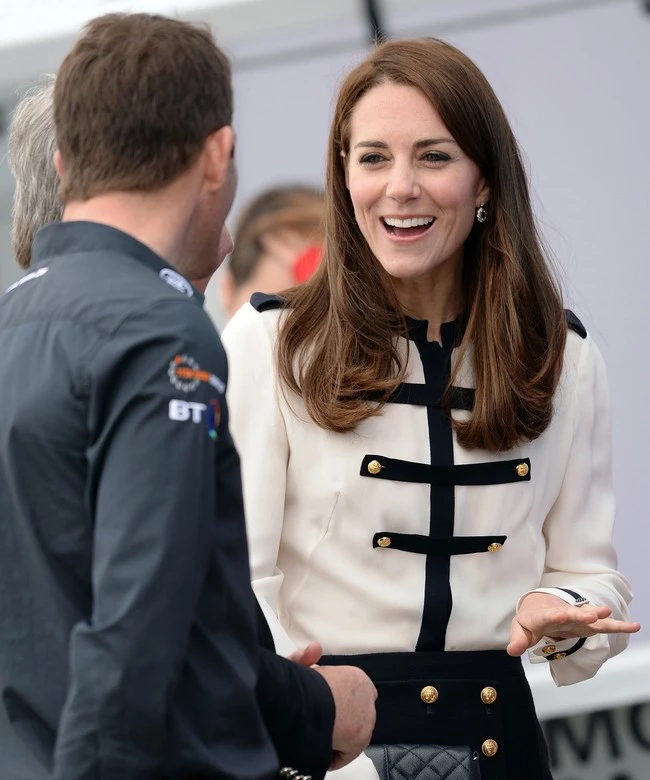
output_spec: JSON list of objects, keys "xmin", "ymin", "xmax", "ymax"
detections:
[{"xmin": 54, "ymin": 13, "xmax": 233, "ymax": 202}]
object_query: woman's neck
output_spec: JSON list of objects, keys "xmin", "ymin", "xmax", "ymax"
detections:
[{"xmin": 392, "ymin": 259, "xmax": 463, "ymax": 343}]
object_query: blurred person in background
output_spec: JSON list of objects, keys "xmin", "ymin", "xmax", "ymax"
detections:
[
  {"xmin": 0, "ymin": 14, "xmax": 376, "ymax": 780},
  {"xmin": 7, "ymin": 75, "xmax": 60, "ymax": 270},
  {"xmin": 222, "ymin": 37, "xmax": 639, "ymax": 780},
  {"xmin": 220, "ymin": 185, "xmax": 325, "ymax": 321}
]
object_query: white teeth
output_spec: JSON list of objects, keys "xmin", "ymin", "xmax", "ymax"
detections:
[{"xmin": 383, "ymin": 216, "xmax": 434, "ymax": 228}]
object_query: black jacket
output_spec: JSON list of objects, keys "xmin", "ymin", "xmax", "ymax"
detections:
[{"xmin": 0, "ymin": 222, "xmax": 333, "ymax": 780}]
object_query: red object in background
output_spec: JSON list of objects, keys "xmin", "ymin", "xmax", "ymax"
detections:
[{"xmin": 292, "ymin": 245, "xmax": 323, "ymax": 284}]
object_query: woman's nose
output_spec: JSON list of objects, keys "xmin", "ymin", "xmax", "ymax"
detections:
[{"xmin": 386, "ymin": 164, "xmax": 420, "ymax": 202}]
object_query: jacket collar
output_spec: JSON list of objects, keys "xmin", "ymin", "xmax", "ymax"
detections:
[{"xmin": 31, "ymin": 221, "xmax": 204, "ymax": 304}]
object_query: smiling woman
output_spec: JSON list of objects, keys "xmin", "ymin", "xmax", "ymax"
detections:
[
  {"xmin": 221, "ymin": 37, "xmax": 638, "ymax": 780},
  {"xmin": 274, "ymin": 39, "xmax": 569, "ymax": 453},
  {"xmin": 344, "ymin": 81, "xmax": 489, "ymax": 325}
]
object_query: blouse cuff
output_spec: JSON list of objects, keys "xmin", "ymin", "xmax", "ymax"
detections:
[
  {"xmin": 516, "ymin": 586, "xmax": 589, "ymax": 613},
  {"xmin": 517, "ymin": 587, "xmax": 590, "ymax": 664}
]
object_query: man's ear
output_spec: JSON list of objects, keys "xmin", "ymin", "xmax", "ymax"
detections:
[
  {"xmin": 203, "ymin": 126, "xmax": 235, "ymax": 192},
  {"xmin": 53, "ymin": 149, "xmax": 64, "ymax": 179}
]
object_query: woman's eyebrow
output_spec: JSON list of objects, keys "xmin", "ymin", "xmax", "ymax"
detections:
[{"xmin": 353, "ymin": 137, "xmax": 458, "ymax": 150}]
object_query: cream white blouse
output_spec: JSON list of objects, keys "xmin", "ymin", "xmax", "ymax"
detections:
[{"xmin": 222, "ymin": 300, "xmax": 633, "ymax": 690}]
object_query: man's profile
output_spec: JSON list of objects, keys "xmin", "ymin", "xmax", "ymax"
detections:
[{"xmin": 0, "ymin": 14, "xmax": 375, "ymax": 780}]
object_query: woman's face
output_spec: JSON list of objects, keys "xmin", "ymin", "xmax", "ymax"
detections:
[{"xmin": 344, "ymin": 82, "xmax": 489, "ymax": 286}]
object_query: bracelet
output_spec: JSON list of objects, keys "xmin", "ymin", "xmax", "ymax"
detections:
[{"xmin": 278, "ymin": 767, "xmax": 312, "ymax": 780}]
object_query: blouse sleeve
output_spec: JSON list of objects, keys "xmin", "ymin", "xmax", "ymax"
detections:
[
  {"xmin": 221, "ymin": 304, "xmax": 298, "ymax": 656},
  {"xmin": 523, "ymin": 333, "xmax": 634, "ymax": 686}
]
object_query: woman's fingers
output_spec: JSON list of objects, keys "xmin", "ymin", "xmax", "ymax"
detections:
[
  {"xmin": 547, "ymin": 605, "xmax": 609, "ymax": 626},
  {"xmin": 506, "ymin": 618, "xmax": 535, "ymax": 657},
  {"xmin": 529, "ymin": 616, "xmax": 640, "ymax": 640},
  {"xmin": 511, "ymin": 603, "xmax": 640, "ymax": 652},
  {"xmin": 584, "ymin": 617, "xmax": 641, "ymax": 635}
]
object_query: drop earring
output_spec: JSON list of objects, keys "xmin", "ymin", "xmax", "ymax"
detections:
[{"xmin": 476, "ymin": 203, "xmax": 488, "ymax": 223}]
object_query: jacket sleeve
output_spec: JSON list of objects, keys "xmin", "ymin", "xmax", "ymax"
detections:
[
  {"xmin": 53, "ymin": 300, "xmax": 256, "ymax": 779},
  {"xmin": 523, "ymin": 334, "xmax": 634, "ymax": 686},
  {"xmin": 222, "ymin": 304, "xmax": 298, "ymax": 656},
  {"xmin": 256, "ymin": 648, "xmax": 335, "ymax": 780}
]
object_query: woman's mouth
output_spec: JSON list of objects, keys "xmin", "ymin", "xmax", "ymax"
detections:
[{"xmin": 382, "ymin": 216, "xmax": 435, "ymax": 237}]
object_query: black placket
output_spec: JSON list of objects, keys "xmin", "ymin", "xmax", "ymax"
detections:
[{"xmin": 410, "ymin": 319, "xmax": 457, "ymax": 652}]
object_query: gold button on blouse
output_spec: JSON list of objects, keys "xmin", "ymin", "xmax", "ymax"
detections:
[
  {"xmin": 515, "ymin": 462, "xmax": 529, "ymax": 477},
  {"xmin": 367, "ymin": 459, "xmax": 383, "ymax": 475},
  {"xmin": 551, "ymin": 652, "xmax": 567, "ymax": 661},
  {"xmin": 482, "ymin": 739, "xmax": 499, "ymax": 757},
  {"xmin": 542, "ymin": 645, "xmax": 557, "ymax": 656},
  {"xmin": 480, "ymin": 686, "xmax": 497, "ymax": 705},
  {"xmin": 377, "ymin": 536, "xmax": 392, "ymax": 548},
  {"xmin": 487, "ymin": 542, "xmax": 502, "ymax": 553},
  {"xmin": 420, "ymin": 685, "xmax": 439, "ymax": 704}
]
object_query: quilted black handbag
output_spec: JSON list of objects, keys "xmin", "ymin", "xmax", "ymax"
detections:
[{"xmin": 365, "ymin": 744, "xmax": 481, "ymax": 780}]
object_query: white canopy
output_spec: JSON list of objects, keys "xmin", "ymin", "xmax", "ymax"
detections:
[
  {"xmin": 0, "ymin": 0, "xmax": 415, "ymax": 94},
  {"xmin": 0, "ymin": 0, "xmax": 360, "ymax": 49}
]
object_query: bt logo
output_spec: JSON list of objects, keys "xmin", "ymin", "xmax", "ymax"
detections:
[{"xmin": 168, "ymin": 399, "xmax": 207, "ymax": 423}]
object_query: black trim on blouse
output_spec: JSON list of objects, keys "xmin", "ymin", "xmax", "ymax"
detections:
[
  {"xmin": 543, "ymin": 637, "xmax": 587, "ymax": 662},
  {"xmin": 371, "ymin": 532, "xmax": 508, "ymax": 556},
  {"xmin": 360, "ymin": 455, "xmax": 531, "ymax": 486},
  {"xmin": 250, "ymin": 292, "xmax": 284, "ymax": 312},
  {"xmin": 565, "ymin": 309, "xmax": 587, "ymax": 339},
  {"xmin": 364, "ymin": 383, "xmax": 475, "ymax": 411},
  {"xmin": 409, "ymin": 322, "xmax": 457, "ymax": 651}
]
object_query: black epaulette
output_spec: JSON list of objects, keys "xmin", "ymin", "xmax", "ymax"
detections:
[
  {"xmin": 250, "ymin": 293, "xmax": 285, "ymax": 312},
  {"xmin": 565, "ymin": 309, "xmax": 587, "ymax": 338}
]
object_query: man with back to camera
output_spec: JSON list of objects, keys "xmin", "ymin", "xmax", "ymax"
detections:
[{"xmin": 0, "ymin": 13, "xmax": 376, "ymax": 780}]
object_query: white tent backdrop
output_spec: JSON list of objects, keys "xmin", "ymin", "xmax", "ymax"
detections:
[{"xmin": 0, "ymin": 0, "xmax": 648, "ymax": 723}]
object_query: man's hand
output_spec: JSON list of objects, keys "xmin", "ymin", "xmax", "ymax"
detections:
[
  {"xmin": 286, "ymin": 644, "xmax": 377, "ymax": 768},
  {"xmin": 507, "ymin": 592, "xmax": 641, "ymax": 657},
  {"xmin": 314, "ymin": 665, "xmax": 377, "ymax": 769}
]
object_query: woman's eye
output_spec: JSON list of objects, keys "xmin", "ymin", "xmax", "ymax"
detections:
[
  {"xmin": 422, "ymin": 151, "xmax": 450, "ymax": 163},
  {"xmin": 359, "ymin": 153, "xmax": 385, "ymax": 165}
]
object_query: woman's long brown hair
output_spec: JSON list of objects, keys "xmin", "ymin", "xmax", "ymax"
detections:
[{"xmin": 277, "ymin": 38, "xmax": 566, "ymax": 452}]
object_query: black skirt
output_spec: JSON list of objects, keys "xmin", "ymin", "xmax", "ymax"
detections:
[{"xmin": 321, "ymin": 650, "xmax": 553, "ymax": 780}]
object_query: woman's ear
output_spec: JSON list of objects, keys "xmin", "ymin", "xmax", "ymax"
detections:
[
  {"xmin": 476, "ymin": 177, "xmax": 491, "ymax": 208},
  {"xmin": 341, "ymin": 151, "xmax": 350, "ymax": 190}
]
